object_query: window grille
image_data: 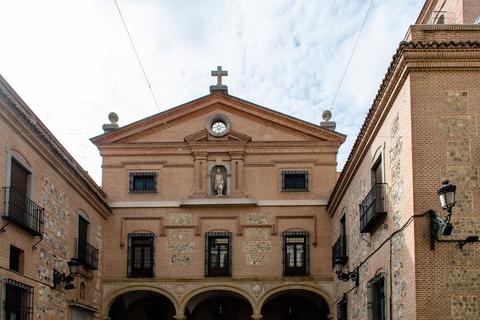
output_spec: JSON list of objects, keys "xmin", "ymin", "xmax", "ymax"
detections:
[
  {"xmin": 205, "ymin": 232, "xmax": 232, "ymax": 277},
  {"xmin": 127, "ymin": 233, "xmax": 155, "ymax": 277},
  {"xmin": 283, "ymin": 231, "xmax": 309, "ymax": 276},
  {"xmin": 129, "ymin": 172, "xmax": 157, "ymax": 193},
  {"xmin": 4, "ymin": 279, "xmax": 33, "ymax": 320},
  {"xmin": 281, "ymin": 171, "xmax": 309, "ymax": 192},
  {"xmin": 368, "ymin": 273, "xmax": 386, "ymax": 320}
]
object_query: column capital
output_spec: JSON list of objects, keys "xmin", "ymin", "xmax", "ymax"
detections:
[
  {"xmin": 174, "ymin": 315, "xmax": 186, "ymax": 320},
  {"xmin": 251, "ymin": 315, "xmax": 263, "ymax": 320}
]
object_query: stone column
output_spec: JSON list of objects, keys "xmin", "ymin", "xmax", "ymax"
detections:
[
  {"xmin": 193, "ymin": 152, "xmax": 207, "ymax": 197},
  {"xmin": 230, "ymin": 151, "xmax": 245, "ymax": 197}
]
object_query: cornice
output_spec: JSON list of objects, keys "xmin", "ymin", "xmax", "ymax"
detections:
[
  {"xmin": 0, "ymin": 76, "xmax": 111, "ymax": 218},
  {"xmin": 327, "ymin": 40, "xmax": 480, "ymax": 215}
]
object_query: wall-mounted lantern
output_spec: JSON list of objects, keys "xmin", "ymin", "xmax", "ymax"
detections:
[
  {"xmin": 333, "ymin": 263, "xmax": 359, "ymax": 286},
  {"xmin": 53, "ymin": 259, "xmax": 80, "ymax": 290},
  {"xmin": 430, "ymin": 180, "xmax": 456, "ymax": 249}
]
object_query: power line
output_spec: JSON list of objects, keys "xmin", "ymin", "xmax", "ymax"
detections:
[
  {"xmin": 330, "ymin": 0, "xmax": 375, "ymax": 111},
  {"xmin": 113, "ymin": 0, "xmax": 161, "ymax": 112}
]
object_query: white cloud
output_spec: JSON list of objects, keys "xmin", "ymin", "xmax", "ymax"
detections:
[{"xmin": 0, "ymin": 0, "xmax": 423, "ymax": 184}]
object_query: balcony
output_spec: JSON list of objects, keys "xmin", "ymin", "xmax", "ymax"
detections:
[
  {"xmin": 332, "ymin": 235, "xmax": 348, "ymax": 267},
  {"xmin": 74, "ymin": 238, "xmax": 99, "ymax": 270},
  {"xmin": 2, "ymin": 187, "xmax": 44, "ymax": 236},
  {"xmin": 360, "ymin": 183, "xmax": 387, "ymax": 233}
]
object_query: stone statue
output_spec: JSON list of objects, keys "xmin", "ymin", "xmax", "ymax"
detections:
[{"xmin": 214, "ymin": 168, "xmax": 225, "ymax": 196}]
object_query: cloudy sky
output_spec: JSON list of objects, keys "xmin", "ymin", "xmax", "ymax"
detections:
[{"xmin": 0, "ymin": 0, "xmax": 423, "ymax": 185}]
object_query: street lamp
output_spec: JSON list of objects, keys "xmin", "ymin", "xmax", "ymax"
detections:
[
  {"xmin": 53, "ymin": 259, "xmax": 80, "ymax": 290},
  {"xmin": 430, "ymin": 180, "xmax": 456, "ymax": 249},
  {"xmin": 333, "ymin": 263, "xmax": 359, "ymax": 286}
]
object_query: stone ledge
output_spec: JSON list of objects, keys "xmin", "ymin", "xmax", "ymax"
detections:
[
  {"xmin": 109, "ymin": 199, "xmax": 328, "ymax": 208},
  {"xmin": 180, "ymin": 198, "xmax": 258, "ymax": 207}
]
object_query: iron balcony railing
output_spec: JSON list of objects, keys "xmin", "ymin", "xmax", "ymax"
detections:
[
  {"xmin": 332, "ymin": 235, "xmax": 348, "ymax": 267},
  {"xmin": 3, "ymin": 187, "xmax": 44, "ymax": 236},
  {"xmin": 75, "ymin": 238, "xmax": 99, "ymax": 270},
  {"xmin": 360, "ymin": 183, "xmax": 387, "ymax": 233}
]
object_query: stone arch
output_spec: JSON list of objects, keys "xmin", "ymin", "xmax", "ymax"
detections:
[
  {"xmin": 180, "ymin": 285, "xmax": 255, "ymax": 316},
  {"xmin": 257, "ymin": 284, "xmax": 332, "ymax": 315},
  {"xmin": 103, "ymin": 285, "xmax": 180, "ymax": 316}
]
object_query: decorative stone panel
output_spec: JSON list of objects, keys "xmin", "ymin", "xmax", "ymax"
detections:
[
  {"xmin": 455, "ymin": 191, "xmax": 473, "ymax": 216},
  {"xmin": 168, "ymin": 229, "xmax": 194, "ymax": 266},
  {"xmin": 446, "ymin": 140, "xmax": 470, "ymax": 164},
  {"xmin": 446, "ymin": 91, "xmax": 468, "ymax": 113},
  {"xmin": 245, "ymin": 228, "xmax": 268, "ymax": 240},
  {"xmin": 170, "ymin": 213, "xmax": 192, "ymax": 225},
  {"xmin": 246, "ymin": 213, "xmax": 267, "ymax": 225},
  {"xmin": 439, "ymin": 115, "xmax": 476, "ymax": 139},
  {"xmin": 450, "ymin": 245, "xmax": 475, "ymax": 267},
  {"xmin": 243, "ymin": 228, "xmax": 271, "ymax": 266},
  {"xmin": 451, "ymin": 295, "xmax": 478, "ymax": 319},
  {"xmin": 445, "ymin": 269, "xmax": 480, "ymax": 292},
  {"xmin": 444, "ymin": 166, "xmax": 478, "ymax": 189}
]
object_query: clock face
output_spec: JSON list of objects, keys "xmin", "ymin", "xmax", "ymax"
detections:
[{"xmin": 211, "ymin": 121, "xmax": 227, "ymax": 134}]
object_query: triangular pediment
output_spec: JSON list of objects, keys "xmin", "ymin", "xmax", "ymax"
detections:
[
  {"xmin": 91, "ymin": 93, "xmax": 345, "ymax": 145},
  {"xmin": 184, "ymin": 129, "xmax": 252, "ymax": 142}
]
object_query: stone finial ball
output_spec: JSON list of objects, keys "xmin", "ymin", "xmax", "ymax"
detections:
[
  {"xmin": 108, "ymin": 112, "xmax": 119, "ymax": 124},
  {"xmin": 322, "ymin": 110, "xmax": 332, "ymax": 121}
]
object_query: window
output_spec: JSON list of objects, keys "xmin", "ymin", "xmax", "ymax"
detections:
[
  {"xmin": 9, "ymin": 245, "xmax": 24, "ymax": 273},
  {"xmin": 129, "ymin": 172, "xmax": 157, "ymax": 193},
  {"xmin": 371, "ymin": 155, "xmax": 383, "ymax": 185},
  {"xmin": 4, "ymin": 158, "xmax": 44, "ymax": 236},
  {"xmin": 128, "ymin": 233, "xmax": 154, "ymax": 277},
  {"xmin": 337, "ymin": 296, "xmax": 347, "ymax": 320},
  {"xmin": 10, "ymin": 158, "xmax": 30, "ymax": 196},
  {"xmin": 332, "ymin": 215, "xmax": 348, "ymax": 266},
  {"xmin": 282, "ymin": 171, "xmax": 309, "ymax": 192},
  {"xmin": 75, "ymin": 214, "xmax": 98, "ymax": 269},
  {"xmin": 206, "ymin": 232, "xmax": 231, "ymax": 277},
  {"xmin": 5, "ymin": 279, "xmax": 33, "ymax": 320},
  {"xmin": 368, "ymin": 273, "xmax": 386, "ymax": 320},
  {"xmin": 283, "ymin": 231, "xmax": 309, "ymax": 276}
]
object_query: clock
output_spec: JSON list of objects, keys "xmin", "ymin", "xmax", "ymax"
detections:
[{"xmin": 211, "ymin": 121, "xmax": 227, "ymax": 134}]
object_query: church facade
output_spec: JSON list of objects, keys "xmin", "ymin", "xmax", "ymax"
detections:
[
  {"xmin": 0, "ymin": 0, "xmax": 479, "ymax": 319},
  {"xmin": 92, "ymin": 87, "xmax": 344, "ymax": 319}
]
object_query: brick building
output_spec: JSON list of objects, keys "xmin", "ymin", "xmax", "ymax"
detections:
[
  {"xmin": 1, "ymin": 0, "xmax": 479, "ymax": 319},
  {"xmin": 329, "ymin": 1, "xmax": 480, "ymax": 320},
  {"xmin": 0, "ymin": 75, "xmax": 111, "ymax": 320}
]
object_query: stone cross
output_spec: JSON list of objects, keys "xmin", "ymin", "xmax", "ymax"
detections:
[{"xmin": 211, "ymin": 66, "xmax": 228, "ymax": 85}]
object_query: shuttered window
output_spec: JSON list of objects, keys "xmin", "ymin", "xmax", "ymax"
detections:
[
  {"xmin": 128, "ymin": 233, "xmax": 155, "ymax": 277},
  {"xmin": 283, "ymin": 231, "xmax": 309, "ymax": 276}
]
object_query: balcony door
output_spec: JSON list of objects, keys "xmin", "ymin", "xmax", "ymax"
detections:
[
  {"xmin": 11, "ymin": 159, "xmax": 29, "ymax": 195},
  {"xmin": 77, "ymin": 216, "xmax": 89, "ymax": 261}
]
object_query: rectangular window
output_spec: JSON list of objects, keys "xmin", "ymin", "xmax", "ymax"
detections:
[
  {"xmin": 337, "ymin": 296, "xmax": 347, "ymax": 320},
  {"xmin": 5, "ymin": 279, "xmax": 33, "ymax": 320},
  {"xmin": 206, "ymin": 232, "xmax": 231, "ymax": 277},
  {"xmin": 128, "ymin": 233, "xmax": 154, "ymax": 277},
  {"xmin": 9, "ymin": 245, "xmax": 24, "ymax": 273},
  {"xmin": 283, "ymin": 231, "xmax": 308, "ymax": 276},
  {"xmin": 368, "ymin": 273, "xmax": 386, "ymax": 320},
  {"xmin": 129, "ymin": 172, "xmax": 157, "ymax": 193},
  {"xmin": 371, "ymin": 155, "xmax": 383, "ymax": 185},
  {"xmin": 282, "ymin": 171, "xmax": 309, "ymax": 192}
]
